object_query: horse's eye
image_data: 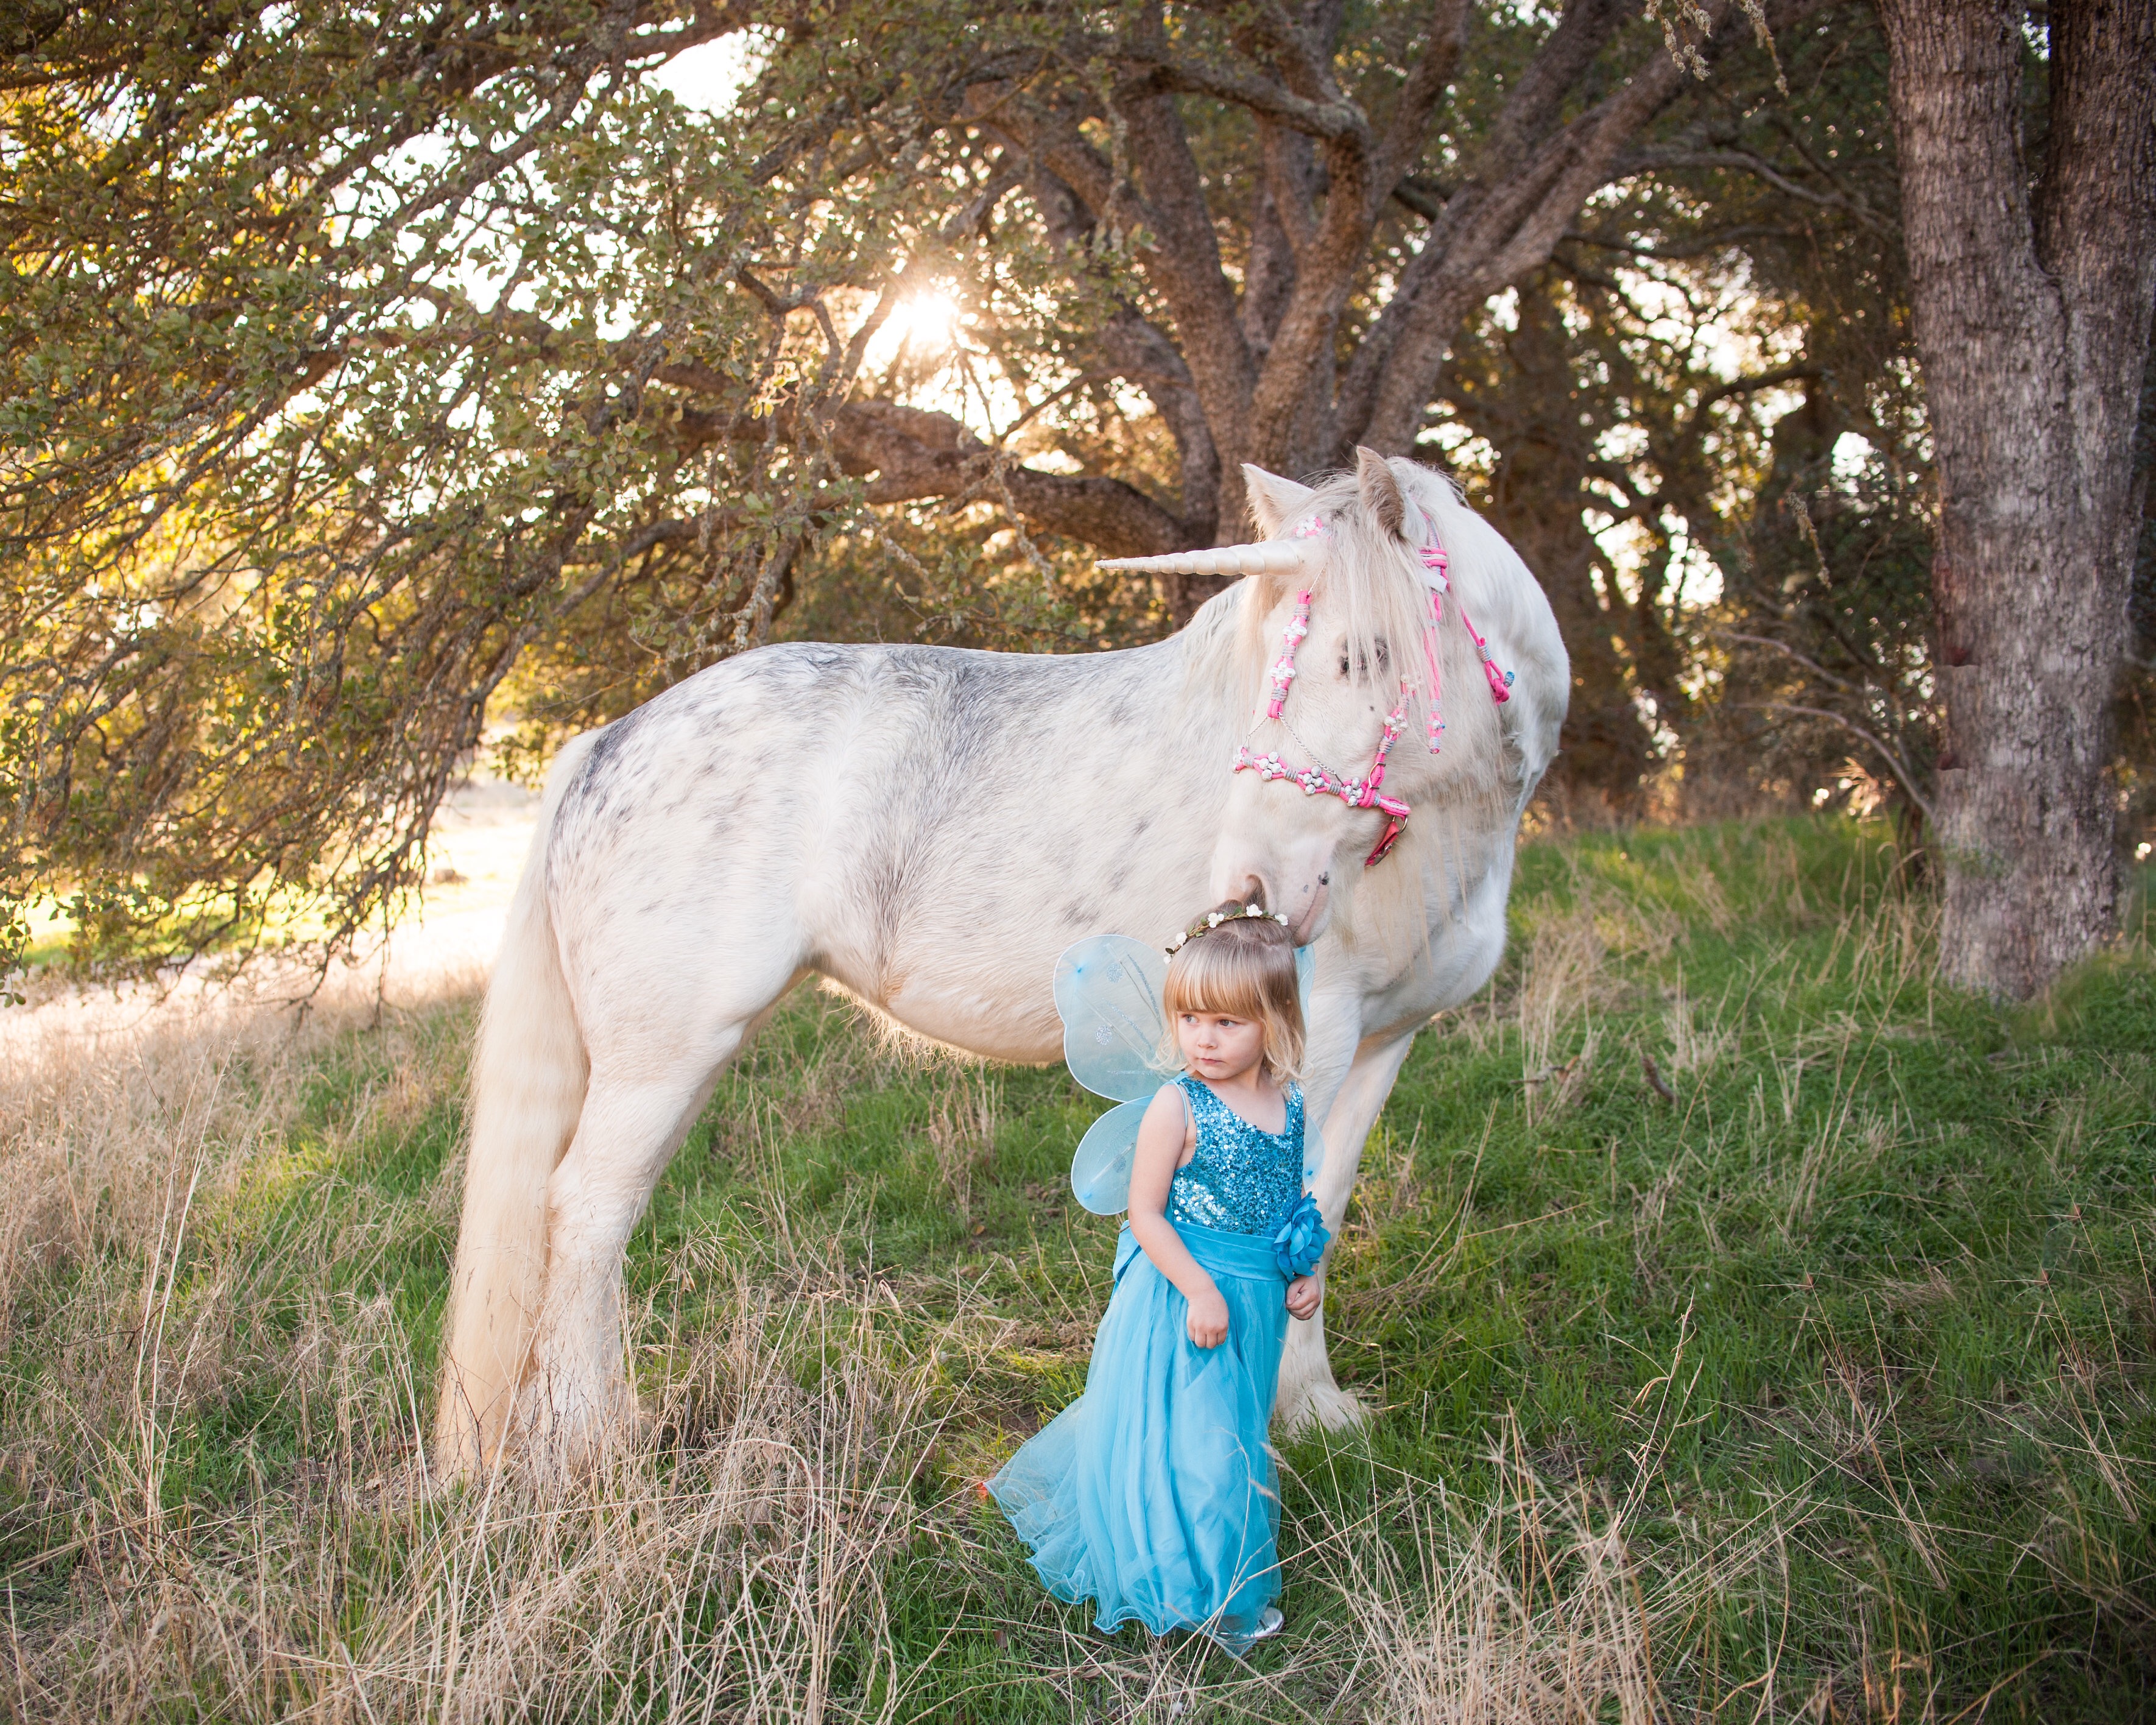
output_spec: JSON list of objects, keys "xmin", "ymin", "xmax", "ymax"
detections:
[{"xmin": 1338, "ymin": 652, "xmax": 1351, "ymax": 676}]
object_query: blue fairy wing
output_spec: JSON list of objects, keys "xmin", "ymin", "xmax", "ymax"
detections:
[
  {"xmin": 1302, "ymin": 1118, "xmax": 1326, "ymax": 1188},
  {"xmin": 1070, "ymin": 1098, "xmax": 1149, "ymax": 1215},
  {"xmin": 1053, "ymin": 936, "xmax": 1173, "ymax": 1103}
]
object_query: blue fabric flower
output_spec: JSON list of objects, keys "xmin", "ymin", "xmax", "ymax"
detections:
[{"xmin": 1271, "ymin": 1193, "xmax": 1330, "ymax": 1279}]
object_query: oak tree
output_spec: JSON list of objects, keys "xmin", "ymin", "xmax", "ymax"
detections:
[
  {"xmin": 1874, "ymin": 0, "xmax": 2155, "ymax": 997},
  {"xmin": 5, "ymin": 0, "xmax": 1819, "ymax": 972}
]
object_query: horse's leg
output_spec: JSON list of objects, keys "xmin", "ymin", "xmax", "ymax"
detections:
[
  {"xmin": 524, "ymin": 1065, "xmax": 716, "ymax": 1468},
  {"xmin": 1275, "ymin": 1026, "xmax": 1418, "ymax": 1435},
  {"xmin": 527, "ymin": 957, "xmax": 798, "ymax": 1471}
]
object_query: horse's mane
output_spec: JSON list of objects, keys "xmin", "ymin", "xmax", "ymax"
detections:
[{"xmin": 1177, "ymin": 461, "xmax": 1541, "ymax": 969}]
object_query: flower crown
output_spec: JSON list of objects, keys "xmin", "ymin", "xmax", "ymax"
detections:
[{"xmin": 1163, "ymin": 903, "xmax": 1289, "ymax": 957}]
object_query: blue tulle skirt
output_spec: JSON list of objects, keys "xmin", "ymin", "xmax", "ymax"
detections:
[{"xmin": 988, "ymin": 1219, "xmax": 1289, "ymax": 1639}]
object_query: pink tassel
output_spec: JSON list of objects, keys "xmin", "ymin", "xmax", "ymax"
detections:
[
  {"xmin": 1417, "ymin": 517, "xmax": 1513, "ymax": 725},
  {"xmin": 1456, "ymin": 604, "xmax": 1512, "ymax": 705},
  {"xmin": 1266, "ymin": 590, "xmax": 1312, "ymax": 719},
  {"xmin": 1418, "ymin": 538, "xmax": 1450, "ymax": 750}
]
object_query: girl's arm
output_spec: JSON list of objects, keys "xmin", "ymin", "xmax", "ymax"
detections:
[{"xmin": 1126, "ymin": 1086, "xmax": 1230, "ymax": 1348}]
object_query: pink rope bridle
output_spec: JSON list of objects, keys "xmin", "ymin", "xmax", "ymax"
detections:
[
  {"xmin": 1415, "ymin": 505, "xmax": 1512, "ymax": 749},
  {"xmin": 1231, "ymin": 509, "xmax": 1512, "ymax": 867}
]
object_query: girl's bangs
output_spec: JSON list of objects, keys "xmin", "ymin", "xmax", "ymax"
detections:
[{"xmin": 1162, "ymin": 947, "xmax": 1279, "ymax": 1022}]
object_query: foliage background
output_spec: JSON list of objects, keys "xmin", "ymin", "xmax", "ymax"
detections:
[{"xmin": 2, "ymin": 2, "xmax": 2151, "ymax": 978}]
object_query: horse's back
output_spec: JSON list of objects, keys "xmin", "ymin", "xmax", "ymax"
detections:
[{"xmin": 531, "ymin": 634, "xmax": 1203, "ymax": 1062}]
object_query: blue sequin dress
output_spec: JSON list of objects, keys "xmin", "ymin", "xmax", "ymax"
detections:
[{"xmin": 989, "ymin": 1076, "xmax": 1306, "ymax": 1645}]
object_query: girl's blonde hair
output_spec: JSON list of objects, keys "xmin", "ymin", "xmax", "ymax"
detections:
[{"xmin": 1161, "ymin": 898, "xmax": 1305, "ymax": 1083}]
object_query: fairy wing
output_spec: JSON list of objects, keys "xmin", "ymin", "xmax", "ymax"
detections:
[
  {"xmin": 1054, "ymin": 936, "xmax": 1173, "ymax": 1102},
  {"xmin": 1054, "ymin": 936, "xmax": 1172, "ymax": 1217},
  {"xmin": 1069, "ymin": 1099, "xmax": 1149, "ymax": 1216},
  {"xmin": 1056, "ymin": 933, "xmax": 1326, "ymax": 1216}
]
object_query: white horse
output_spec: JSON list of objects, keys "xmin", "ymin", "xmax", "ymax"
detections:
[{"xmin": 435, "ymin": 450, "xmax": 1568, "ymax": 1475}]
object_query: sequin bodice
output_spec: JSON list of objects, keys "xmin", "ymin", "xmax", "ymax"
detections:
[{"xmin": 1166, "ymin": 1076, "xmax": 1305, "ymax": 1235}]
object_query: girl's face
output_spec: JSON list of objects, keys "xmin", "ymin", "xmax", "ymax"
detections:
[{"xmin": 1176, "ymin": 1009, "xmax": 1268, "ymax": 1084}]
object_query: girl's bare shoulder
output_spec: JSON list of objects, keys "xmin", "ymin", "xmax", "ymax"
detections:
[
  {"xmin": 1138, "ymin": 1081, "xmax": 1198, "ymax": 1164},
  {"xmin": 1135, "ymin": 1080, "xmax": 1189, "ymax": 1137}
]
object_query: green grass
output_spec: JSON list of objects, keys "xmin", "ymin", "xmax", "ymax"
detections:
[{"xmin": 2, "ymin": 816, "xmax": 2152, "ymax": 1721}]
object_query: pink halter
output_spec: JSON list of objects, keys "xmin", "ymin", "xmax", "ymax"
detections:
[{"xmin": 1231, "ymin": 510, "xmax": 1511, "ymax": 867}]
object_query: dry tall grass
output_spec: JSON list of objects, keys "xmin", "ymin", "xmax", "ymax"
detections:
[
  {"xmin": 942, "ymin": 1428, "xmax": 1694, "ymax": 1725},
  {"xmin": 29, "ymin": 1285, "xmax": 949, "ymax": 1722},
  {"xmin": 0, "ymin": 976, "xmax": 949, "ymax": 1723},
  {"xmin": 1289, "ymin": 1433, "xmax": 1682, "ymax": 1725}
]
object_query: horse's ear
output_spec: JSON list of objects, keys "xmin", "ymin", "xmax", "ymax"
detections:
[
  {"xmin": 1242, "ymin": 465, "xmax": 1316, "ymax": 538},
  {"xmin": 1355, "ymin": 447, "xmax": 1407, "ymax": 541}
]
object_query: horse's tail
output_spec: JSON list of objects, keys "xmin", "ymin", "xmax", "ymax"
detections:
[{"xmin": 432, "ymin": 730, "xmax": 599, "ymax": 1480}]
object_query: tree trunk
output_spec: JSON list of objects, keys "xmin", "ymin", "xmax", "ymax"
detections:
[
  {"xmin": 1470, "ymin": 277, "xmax": 1654, "ymax": 808},
  {"xmin": 1876, "ymin": 0, "xmax": 2156, "ymax": 998}
]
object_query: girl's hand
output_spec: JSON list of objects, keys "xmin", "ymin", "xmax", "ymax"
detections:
[
  {"xmin": 1186, "ymin": 1286, "xmax": 1230, "ymax": 1348},
  {"xmin": 1286, "ymin": 1275, "xmax": 1320, "ymax": 1321}
]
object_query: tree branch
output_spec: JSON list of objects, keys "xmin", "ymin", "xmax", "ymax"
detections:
[
  {"xmin": 1115, "ymin": 48, "xmax": 1365, "ymax": 139},
  {"xmin": 1373, "ymin": 0, "xmax": 1471, "ymax": 194},
  {"xmin": 1337, "ymin": 0, "xmax": 1635, "ymax": 453},
  {"xmin": 1718, "ymin": 629, "xmax": 1859, "ymax": 693},
  {"xmin": 1749, "ymin": 700, "xmax": 1937, "ymax": 827},
  {"xmin": 1391, "ymin": 173, "xmax": 1450, "ymax": 222},
  {"xmin": 822, "ymin": 402, "xmax": 1193, "ymax": 556},
  {"xmin": 1344, "ymin": 0, "xmax": 1833, "ymax": 457},
  {"xmin": 1566, "ymin": 221, "xmax": 1811, "ymax": 260},
  {"xmin": 1616, "ymin": 143, "xmax": 1891, "ymax": 229}
]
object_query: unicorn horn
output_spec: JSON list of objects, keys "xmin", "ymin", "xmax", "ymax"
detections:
[{"xmin": 1097, "ymin": 540, "xmax": 1316, "ymax": 579}]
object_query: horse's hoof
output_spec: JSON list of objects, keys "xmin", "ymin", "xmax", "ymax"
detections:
[
  {"xmin": 518, "ymin": 1369, "xmax": 641, "ymax": 1484},
  {"xmin": 1278, "ymin": 1379, "xmax": 1367, "ymax": 1437},
  {"xmin": 526, "ymin": 1415, "xmax": 633, "ymax": 1485}
]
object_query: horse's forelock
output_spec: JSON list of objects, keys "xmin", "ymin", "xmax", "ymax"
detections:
[
  {"xmin": 1178, "ymin": 464, "xmax": 1519, "ymax": 822},
  {"xmin": 1297, "ymin": 471, "xmax": 1433, "ymax": 693}
]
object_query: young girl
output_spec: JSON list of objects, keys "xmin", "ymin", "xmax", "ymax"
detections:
[{"xmin": 988, "ymin": 900, "xmax": 1327, "ymax": 1655}]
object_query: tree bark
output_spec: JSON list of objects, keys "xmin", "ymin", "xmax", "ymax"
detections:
[
  {"xmin": 1459, "ymin": 274, "xmax": 1655, "ymax": 805},
  {"xmin": 1876, "ymin": 0, "xmax": 2156, "ymax": 998}
]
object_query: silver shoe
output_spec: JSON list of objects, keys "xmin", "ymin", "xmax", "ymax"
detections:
[{"xmin": 1210, "ymin": 1605, "xmax": 1284, "ymax": 1659}]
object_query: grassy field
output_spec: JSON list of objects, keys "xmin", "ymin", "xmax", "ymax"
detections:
[{"xmin": 1, "ymin": 817, "xmax": 2151, "ymax": 1722}]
